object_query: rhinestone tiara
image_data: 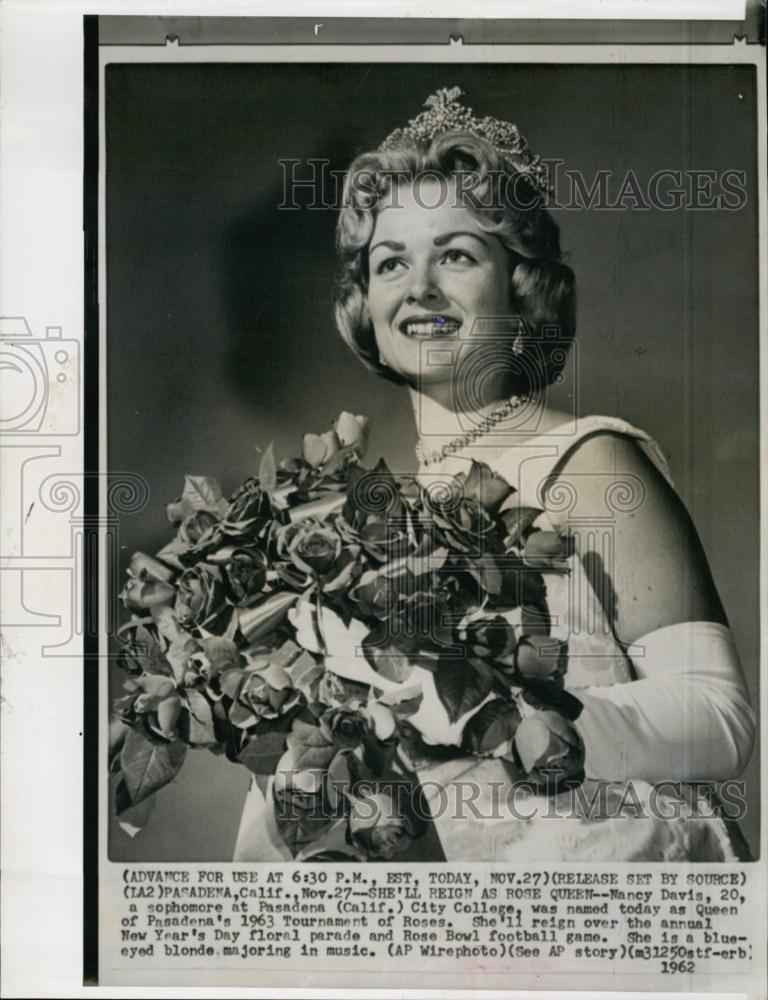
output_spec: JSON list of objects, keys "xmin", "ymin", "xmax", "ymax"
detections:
[{"xmin": 378, "ymin": 86, "xmax": 551, "ymax": 195}]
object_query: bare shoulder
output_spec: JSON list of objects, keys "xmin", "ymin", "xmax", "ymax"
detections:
[{"xmin": 542, "ymin": 430, "xmax": 727, "ymax": 643}]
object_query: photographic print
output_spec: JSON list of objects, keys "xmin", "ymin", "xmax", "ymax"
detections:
[
  {"xmin": 1, "ymin": 7, "xmax": 765, "ymax": 997},
  {"xmin": 104, "ymin": 57, "xmax": 760, "ymax": 869}
]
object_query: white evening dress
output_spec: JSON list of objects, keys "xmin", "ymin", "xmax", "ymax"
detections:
[{"xmin": 233, "ymin": 415, "xmax": 753, "ymax": 862}]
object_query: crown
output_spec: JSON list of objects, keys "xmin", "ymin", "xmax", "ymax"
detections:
[{"xmin": 378, "ymin": 86, "xmax": 551, "ymax": 195}]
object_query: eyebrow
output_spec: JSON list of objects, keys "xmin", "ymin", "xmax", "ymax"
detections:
[
  {"xmin": 433, "ymin": 231, "xmax": 488, "ymax": 248},
  {"xmin": 369, "ymin": 239, "xmax": 405, "ymax": 255},
  {"xmin": 369, "ymin": 231, "xmax": 488, "ymax": 256}
]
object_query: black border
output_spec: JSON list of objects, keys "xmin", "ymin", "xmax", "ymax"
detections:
[{"xmin": 83, "ymin": 12, "xmax": 99, "ymax": 986}]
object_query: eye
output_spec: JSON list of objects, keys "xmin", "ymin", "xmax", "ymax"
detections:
[
  {"xmin": 439, "ymin": 248, "xmax": 476, "ymax": 266},
  {"xmin": 374, "ymin": 256, "xmax": 408, "ymax": 277}
]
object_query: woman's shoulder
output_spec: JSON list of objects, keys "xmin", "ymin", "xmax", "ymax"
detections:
[{"xmin": 488, "ymin": 409, "xmax": 673, "ymax": 509}]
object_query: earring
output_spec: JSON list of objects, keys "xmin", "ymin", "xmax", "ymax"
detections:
[{"xmin": 511, "ymin": 329, "xmax": 525, "ymax": 356}]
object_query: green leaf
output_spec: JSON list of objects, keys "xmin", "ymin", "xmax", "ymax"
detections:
[
  {"xmin": 434, "ymin": 658, "xmax": 493, "ymax": 724},
  {"xmin": 120, "ymin": 727, "xmax": 187, "ymax": 807},
  {"xmin": 239, "ymin": 731, "xmax": 290, "ymax": 777},
  {"xmin": 274, "ymin": 796, "xmax": 332, "ymax": 858},
  {"xmin": 295, "ymin": 819, "xmax": 361, "ymax": 862},
  {"xmin": 258, "ymin": 443, "xmax": 278, "ymax": 494},
  {"xmin": 461, "ymin": 698, "xmax": 522, "ymax": 754},
  {"xmin": 114, "ymin": 778, "xmax": 157, "ymax": 835},
  {"xmin": 286, "ymin": 721, "xmax": 338, "ymax": 771},
  {"xmin": 362, "ymin": 628, "xmax": 415, "ymax": 683},
  {"xmin": 182, "ymin": 475, "xmax": 227, "ymax": 515},
  {"xmin": 182, "ymin": 690, "xmax": 217, "ymax": 745},
  {"xmin": 109, "ymin": 717, "xmax": 131, "ymax": 769}
]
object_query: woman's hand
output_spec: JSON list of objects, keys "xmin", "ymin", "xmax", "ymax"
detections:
[
  {"xmin": 539, "ymin": 432, "xmax": 754, "ymax": 783},
  {"xmin": 513, "ymin": 708, "xmax": 585, "ymax": 792}
]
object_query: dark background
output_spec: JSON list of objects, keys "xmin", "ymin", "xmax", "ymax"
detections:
[{"xmin": 106, "ymin": 62, "xmax": 760, "ymax": 860}]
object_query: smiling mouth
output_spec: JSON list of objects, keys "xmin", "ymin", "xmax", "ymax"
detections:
[{"xmin": 398, "ymin": 315, "xmax": 462, "ymax": 338}]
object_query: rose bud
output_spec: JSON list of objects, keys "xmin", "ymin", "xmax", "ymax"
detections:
[
  {"xmin": 462, "ymin": 460, "xmax": 512, "ymax": 514},
  {"xmin": 516, "ymin": 634, "xmax": 567, "ymax": 681},
  {"xmin": 120, "ymin": 552, "xmax": 177, "ymax": 611},
  {"xmin": 348, "ymin": 790, "xmax": 421, "ymax": 860},
  {"xmin": 238, "ymin": 591, "xmax": 298, "ymax": 643},
  {"xmin": 523, "ymin": 529, "xmax": 575, "ymax": 569},
  {"xmin": 128, "ymin": 552, "xmax": 175, "ymax": 583},
  {"xmin": 288, "ymin": 493, "xmax": 346, "ymax": 523},
  {"xmin": 514, "ymin": 711, "xmax": 585, "ymax": 792},
  {"xmin": 124, "ymin": 674, "xmax": 181, "ymax": 738},
  {"xmin": 120, "ymin": 576, "xmax": 176, "ymax": 611},
  {"xmin": 334, "ymin": 411, "xmax": 370, "ymax": 459},
  {"xmin": 319, "ymin": 704, "xmax": 370, "ymax": 747},
  {"xmin": 302, "ymin": 430, "xmax": 341, "ymax": 468}
]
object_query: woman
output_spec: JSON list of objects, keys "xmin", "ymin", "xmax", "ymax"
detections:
[{"xmin": 324, "ymin": 86, "xmax": 756, "ymax": 861}]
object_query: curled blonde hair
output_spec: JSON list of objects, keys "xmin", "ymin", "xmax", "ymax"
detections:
[{"xmin": 334, "ymin": 132, "xmax": 575, "ymax": 389}]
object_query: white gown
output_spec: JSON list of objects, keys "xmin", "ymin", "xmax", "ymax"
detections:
[{"xmin": 233, "ymin": 415, "xmax": 751, "ymax": 862}]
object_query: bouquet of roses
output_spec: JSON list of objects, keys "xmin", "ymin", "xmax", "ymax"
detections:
[{"xmin": 110, "ymin": 412, "xmax": 585, "ymax": 860}]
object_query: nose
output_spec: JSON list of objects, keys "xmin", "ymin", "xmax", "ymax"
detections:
[{"xmin": 404, "ymin": 263, "xmax": 444, "ymax": 307}]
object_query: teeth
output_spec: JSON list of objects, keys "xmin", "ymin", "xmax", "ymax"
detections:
[{"xmin": 403, "ymin": 320, "xmax": 459, "ymax": 337}]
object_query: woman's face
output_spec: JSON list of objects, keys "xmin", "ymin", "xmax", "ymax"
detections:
[{"xmin": 366, "ymin": 177, "xmax": 513, "ymax": 390}]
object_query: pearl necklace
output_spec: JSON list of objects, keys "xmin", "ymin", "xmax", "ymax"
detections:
[{"xmin": 415, "ymin": 394, "xmax": 531, "ymax": 467}]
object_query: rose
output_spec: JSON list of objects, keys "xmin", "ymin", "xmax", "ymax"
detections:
[
  {"xmin": 230, "ymin": 662, "xmax": 299, "ymax": 728},
  {"xmin": 348, "ymin": 789, "xmax": 423, "ymax": 859},
  {"xmin": 277, "ymin": 520, "xmax": 340, "ymax": 575},
  {"xmin": 319, "ymin": 703, "xmax": 371, "ymax": 747},
  {"xmin": 120, "ymin": 552, "xmax": 176, "ymax": 611},
  {"xmin": 174, "ymin": 564, "xmax": 227, "ymax": 631},
  {"xmin": 223, "ymin": 547, "xmax": 267, "ymax": 604},
  {"xmin": 222, "ymin": 478, "xmax": 273, "ymax": 537},
  {"xmin": 177, "ymin": 509, "xmax": 220, "ymax": 547},
  {"xmin": 275, "ymin": 520, "xmax": 362, "ymax": 593},
  {"xmin": 456, "ymin": 616, "xmax": 517, "ymax": 667},
  {"xmin": 514, "ymin": 710, "xmax": 585, "ymax": 791},
  {"xmin": 335, "ymin": 411, "xmax": 370, "ymax": 458},
  {"xmin": 123, "ymin": 674, "xmax": 182, "ymax": 738}
]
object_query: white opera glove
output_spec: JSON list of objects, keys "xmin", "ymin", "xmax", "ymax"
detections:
[{"xmin": 572, "ymin": 621, "xmax": 755, "ymax": 783}]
